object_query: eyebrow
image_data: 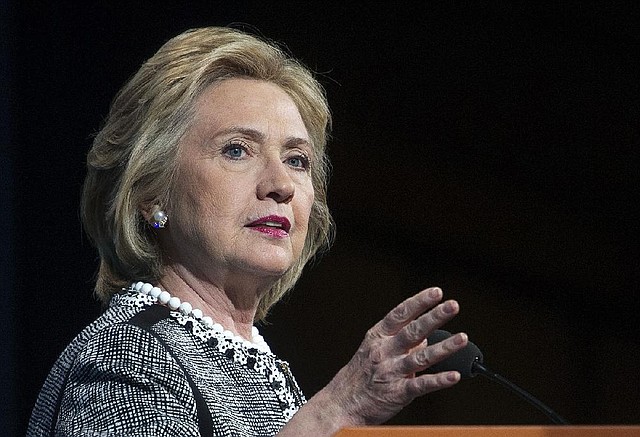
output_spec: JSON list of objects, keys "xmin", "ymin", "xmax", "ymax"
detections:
[{"xmin": 218, "ymin": 126, "xmax": 266, "ymax": 142}]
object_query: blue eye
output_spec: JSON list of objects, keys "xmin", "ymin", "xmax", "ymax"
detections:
[
  {"xmin": 286, "ymin": 155, "xmax": 310, "ymax": 170},
  {"xmin": 223, "ymin": 143, "xmax": 247, "ymax": 159}
]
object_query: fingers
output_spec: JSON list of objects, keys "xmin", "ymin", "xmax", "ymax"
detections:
[
  {"xmin": 404, "ymin": 370, "xmax": 462, "ymax": 398},
  {"xmin": 378, "ymin": 287, "xmax": 444, "ymax": 336},
  {"xmin": 374, "ymin": 287, "xmax": 461, "ymax": 357},
  {"xmin": 392, "ymin": 299, "xmax": 460, "ymax": 352},
  {"xmin": 400, "ymin": 333, "xmax": 468, "ymax": 400},
  {"xmin": 330, "ymin": 287, "xmax": 464, "ymax": 426},
  {"xmin": 398, "ymin": 332, "xmax": 468, "ymax": 375}
]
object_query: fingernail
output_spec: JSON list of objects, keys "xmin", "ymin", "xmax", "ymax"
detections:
[
  {"xmin": 454, "ymin": 333, "xmax": 467, "ymax": 345},
  {"xmin": 447, "ymin": 371, "xmax": 460, "ymax": 382},
  {"xmin": 444, "ymin": 300, "xmax": 457, "ymax": 313},
  {"xmin": 428, "ymin": 288, "xmax": 442, "ymax": 299}
]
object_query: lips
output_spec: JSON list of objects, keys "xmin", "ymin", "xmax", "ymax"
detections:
[{"xmin": 246, "ymin": 215, "xmax": 291, "ymax": 236}]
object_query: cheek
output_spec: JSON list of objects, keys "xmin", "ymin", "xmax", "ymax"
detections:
[
  {"xmin": 169, "ymin": 181, "xmax": 224, "ymax": 238},
  {"xmin": 295, "ymin": 186, "xmax": 315, "ymax": 232},
  {"xmin": 179, "ymin": 170, "xmax": 242, "ymax": 217}
]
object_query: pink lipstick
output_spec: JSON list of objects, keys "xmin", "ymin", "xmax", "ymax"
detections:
[{"xmin": 246, "ymin": 215, "xmax": 291, "ymax": 238}]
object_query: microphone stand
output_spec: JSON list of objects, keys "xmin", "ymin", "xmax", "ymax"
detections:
[{"xmin": 472, "ymin": 360, "xmax": 569, "ymax": 425}]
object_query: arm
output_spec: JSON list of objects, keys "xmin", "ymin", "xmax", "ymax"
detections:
[
  {"xmin": 55, "ymin": 323, "xmax": 202, "ymax": 436},
  {"xmin": 277, "ymin": 287, "xmax": 468, "ymax": 436}
]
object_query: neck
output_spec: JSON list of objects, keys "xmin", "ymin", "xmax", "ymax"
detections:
[{"xmin": 157, "ymin": 263, "xmax": 272, "ymax": 340}]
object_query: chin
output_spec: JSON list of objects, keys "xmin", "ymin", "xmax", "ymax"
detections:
[
  {"xmin": 246, "ymin": 254, "xmax": 296, "ymax": 278},
  {"xmin": 261, "ymin": 262, "xmax": 294, "ymax": 277},
  {"xmin": 235, "ymin": 241, "xmax": 302, "ymax": 277}
]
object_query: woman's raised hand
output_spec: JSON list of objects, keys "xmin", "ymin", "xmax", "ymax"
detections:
[
  {"xmin": 326, "ymin": 287, "xmax": 467, "ymax": 426},
  {"xmin": 279, "ymin": 287, "xmax": 468, "ymax": 436}
]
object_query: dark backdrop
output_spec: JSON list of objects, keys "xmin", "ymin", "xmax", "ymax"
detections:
[{"xmin": 4, "ymin": 2, "xmax": 639, "ymax": 434}]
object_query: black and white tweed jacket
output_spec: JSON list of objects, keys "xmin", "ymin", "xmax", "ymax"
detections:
[{"xmin": 27, "ymin": 290, "xmax": 306, "ymax": 436}]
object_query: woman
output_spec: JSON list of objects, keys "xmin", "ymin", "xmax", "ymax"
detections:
[{"xmin": 27, "ymin": 26, "xmax": 468, "ymax": 436}]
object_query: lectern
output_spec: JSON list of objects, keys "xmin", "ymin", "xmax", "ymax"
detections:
[{"xmin": 334, "ymin": 426, "xmax": 640, "ymax": 436}]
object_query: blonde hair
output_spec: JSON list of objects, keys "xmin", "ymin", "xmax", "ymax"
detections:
[{"xmin": 81, "ymin": 26, "xmax": 334, "ymax": 320}]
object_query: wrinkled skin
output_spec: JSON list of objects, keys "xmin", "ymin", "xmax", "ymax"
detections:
[{"xmin": 280, "ymin": 287, "xmax": 467, "ymax": 435}]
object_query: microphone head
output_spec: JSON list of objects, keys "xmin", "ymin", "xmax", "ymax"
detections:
[{"xmin": 425, "ymin": 329, "xmax": 484, "ymax": 379}]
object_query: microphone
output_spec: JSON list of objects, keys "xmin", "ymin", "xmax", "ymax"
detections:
[{"xmin": 426, "ymin": 330, "xmax": 569, "ymax": 425}]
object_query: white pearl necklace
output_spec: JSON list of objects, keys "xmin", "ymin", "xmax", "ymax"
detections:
[{"xmin": 129, "ymin": 281, "xmax": 271, "ymax": 353}]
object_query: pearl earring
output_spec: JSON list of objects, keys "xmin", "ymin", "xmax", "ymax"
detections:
[{"xmin": 152, "ymin": 210, "xmax": 168, "ymax": 229}]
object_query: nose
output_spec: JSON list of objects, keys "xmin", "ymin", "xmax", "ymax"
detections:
[{"xmin": 256, "ymin": 157, "xmax": 295, "ymax": 204}]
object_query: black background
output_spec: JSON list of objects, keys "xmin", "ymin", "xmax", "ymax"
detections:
[{"xmin": 4, "ymin": 1, "xmax": 640, "ymax": 434}]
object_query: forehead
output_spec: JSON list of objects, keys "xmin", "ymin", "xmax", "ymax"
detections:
[{"xmin": 191, "ymin": 78, "xmax": 309, "ymax": 139}]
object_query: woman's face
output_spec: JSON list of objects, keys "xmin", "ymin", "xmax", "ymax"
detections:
[{"xmin": 165, "ymin": 78, "xmax": 315, "ymax": 287}]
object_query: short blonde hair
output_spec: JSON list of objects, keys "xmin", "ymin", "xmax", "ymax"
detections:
[{"xmin": 81, "ymin": 26, "xmax": 334, "ymax": 320}]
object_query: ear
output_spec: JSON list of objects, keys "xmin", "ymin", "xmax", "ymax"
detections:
[
  {"xmin": 140, "ymin": 202, "xmax": 169, "ymax": 229},
  {"xmin": 139, "ymin": 202, "xmax": 159, "ymax": 224}
]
